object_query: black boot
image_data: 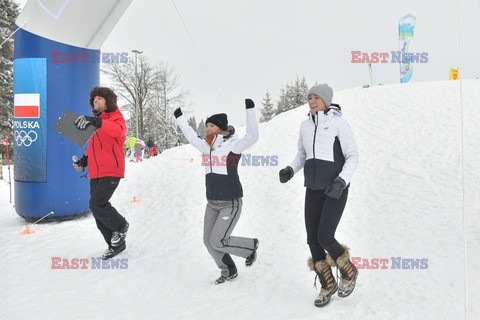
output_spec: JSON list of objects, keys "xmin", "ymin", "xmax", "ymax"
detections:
[
  {"xmin": 111, "ymin": 221, "xmax": 129, "ymax": 247},
  {"xmin": 215, "ymin": 254, "xmax": 238, "ymax": 285},
  {"xmin": 102, "ymin": 242, "xmax": 126, "ymax": 259},
  {"xmin": 245, "ymin": 238, "xmax": 259, "ymax": 267}
]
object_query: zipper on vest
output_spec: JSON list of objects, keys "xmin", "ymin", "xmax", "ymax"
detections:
[
  {"xmin": 312, "ymin": 114, "xmax": 318, "ymax": 179},
  {"xmin": 209, "ymin": 135, "xmax": 218, "ymax": 173},
  {"xmin": 209, "ymin": 148, "xmax": 213, "ymax": 173}
]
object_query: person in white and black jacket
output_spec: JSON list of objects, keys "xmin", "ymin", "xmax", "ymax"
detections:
[
  {"xmin": 279, "ymin": 84, "xmax": 359, "ymax": 307},
  {"xmin": 174, "ymin": 99, "xmax": 259, "ymax": 285}
]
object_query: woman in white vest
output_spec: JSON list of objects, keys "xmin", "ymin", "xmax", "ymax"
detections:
[{"xmin": 279, "ymin": 84, "xmax": 360, "ymax": 307}]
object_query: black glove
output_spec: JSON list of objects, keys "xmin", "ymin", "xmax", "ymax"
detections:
[
  {"xmin": 279, "ymin": 166, "xmax": 294, "ymax": 183},
  {"xmin": 174, "ymin": 108, "xmax": 183, "ymax": 118},
  {"xmin": 75, "ymin": 116, "xmax": 102, "ymax": 130},
  {"xmin": 325, "ymin": 176, "xmax": 347, "ymax": 199},
  {"xmin": 245, "ymin": 99, "xmax": 255, "ymax": 109},
  {"xmin": 72, "ymin": 155, "xmax": 88, "ymax": 172}
]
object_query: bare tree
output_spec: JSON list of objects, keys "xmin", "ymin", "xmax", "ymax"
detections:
[
  {"xmin": 103, "ymin": 57, "xmax": 188, "ymax": 149},
  {"xmin": 101, "ymin": 54, "xmax": 156, "ymax": 139},
  {"xmin": 145, "ymin": 61, "xmax": 188, "ymax": 149}
]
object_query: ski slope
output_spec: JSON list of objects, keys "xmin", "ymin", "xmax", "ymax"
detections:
[{"xmin": 1, "ymin": 80, "xmax": 479, "ymax": 319}]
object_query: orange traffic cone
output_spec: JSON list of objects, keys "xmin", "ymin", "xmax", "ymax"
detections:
[
  {"xmin": 19, "ymin": 225, "xmax": 36, "ymax": 235},
  {"xmin": 18, "ymin": 210, "xmax": 54, "ymax": 235}
]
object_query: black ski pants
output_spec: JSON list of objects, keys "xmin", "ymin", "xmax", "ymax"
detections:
[
  {"xmin": 89, "ymin": 177, "xmax": 126, "ymax": 246},
  {"xmin": 305, "ymin": 186, "xmax": 349, "ymax": 263}
]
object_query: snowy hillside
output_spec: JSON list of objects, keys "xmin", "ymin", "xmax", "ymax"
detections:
[{"xmin": 1, "ymin": 80, "xmax": 479, "ymax": 319}]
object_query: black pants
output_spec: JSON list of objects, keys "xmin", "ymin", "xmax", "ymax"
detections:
[
  {"xmin": 90, "ymin": 177, "xmax": 126, "ymax": 246},
  {"xmin": 305, "ymin": 187, "xmax": 349, "ymax": 262}
]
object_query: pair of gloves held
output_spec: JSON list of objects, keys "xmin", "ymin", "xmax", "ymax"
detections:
[
  {"xmin": 173, "ymin": 99, "xmax": 255, "ymax": 119},
  {"xmin": 279, "ymin": 166, "xmax": 347, "ymax": 200}
]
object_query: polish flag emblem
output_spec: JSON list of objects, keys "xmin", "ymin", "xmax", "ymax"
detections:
[{"xmin": 14, "ymin": 93, "xmax": 40, "ymax": 118}]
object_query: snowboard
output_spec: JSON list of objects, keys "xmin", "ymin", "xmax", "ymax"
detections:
[{"xmin": 53, "ymin": 110, "xmax": 97, "ymax": 147}]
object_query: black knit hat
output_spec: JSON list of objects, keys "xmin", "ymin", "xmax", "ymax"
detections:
[
  {"xmin": 206, "ymin": 113, "xmax": 228, "ymax": 131},
  {"xmin": 89, "ymin": 86, "xmax": 117, "ymax": 112}
]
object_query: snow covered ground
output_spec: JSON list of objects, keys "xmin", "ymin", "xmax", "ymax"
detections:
[{"xmin": 1, "ymin": 80, "xmax": 479, "ymax": 319}]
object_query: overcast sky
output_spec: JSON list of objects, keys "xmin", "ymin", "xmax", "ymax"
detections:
[{"xmin": 15, "ymin": 0, "xmax": 480, "ymax": 125}]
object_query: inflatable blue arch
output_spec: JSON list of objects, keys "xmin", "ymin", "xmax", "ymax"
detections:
[{"xmin": 13, "ymin": 0, "xmax": 132, "ymax": 221}]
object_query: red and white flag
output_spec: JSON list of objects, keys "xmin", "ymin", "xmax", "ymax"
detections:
[{"xmin": 14, "ymin": 93, "xmax": 40, "ymax": 118}]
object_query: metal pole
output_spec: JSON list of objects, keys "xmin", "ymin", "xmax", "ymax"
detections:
[
  {"xmin": 368, "ymin": 63, "xmax": 373, "ymax": 87},
  {"xmin": 131, "ymin": 49, "xmax": 143, "ymax": 138},
  {"xmin": 31, "ymin": 210, "xmax": 55, "ymax": 225}
]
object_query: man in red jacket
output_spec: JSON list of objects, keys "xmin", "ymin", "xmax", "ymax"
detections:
[{"xmin": 72, "ymin": 86, "xmax": 129, "ymax": 259}]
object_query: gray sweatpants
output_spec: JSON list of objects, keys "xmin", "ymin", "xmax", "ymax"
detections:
[{"xmin": 203, "ymin": 198, "xmax": 256, "ymax": 277}]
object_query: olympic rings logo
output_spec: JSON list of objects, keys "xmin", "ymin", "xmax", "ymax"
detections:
[{"xmin": 14, "ymin": 130, "xmax": 38, "ymax": 147}]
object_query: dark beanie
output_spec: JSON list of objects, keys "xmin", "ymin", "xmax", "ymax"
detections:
[{"xmin": 206, "ymin": 113, "xmax": 228, "ymax": 131}]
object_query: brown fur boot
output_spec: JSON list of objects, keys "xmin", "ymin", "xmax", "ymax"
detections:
[
  {"xmin": 308, "ymin": 258, "xmax": 338, "ymax": 307},
  {"xmin": 335, "ymin": 246, "xmax": 359, "ymax": 298}
]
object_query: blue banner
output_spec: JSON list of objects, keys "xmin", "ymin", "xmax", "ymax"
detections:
[
  {"xmin": 398, "ymin": 14, "xmax": 416, "ymax": 83},
  {"xmin": 13, "ymin": 58, "xmax": 47, "ymax": 182}
]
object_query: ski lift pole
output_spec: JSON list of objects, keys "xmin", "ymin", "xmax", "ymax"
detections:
[{"xmin": 368, "ymin": 63, "xmax": 373, "ymax": 87}]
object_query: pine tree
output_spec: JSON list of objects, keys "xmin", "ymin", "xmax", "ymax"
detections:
[
  {"xmin": 275, "ymin": 86, "xmax": 288, "ymax": 115},
  {"xmin": 197, "ymin": 119, "xmax": 206, "ymax": 138},
  {"xmin": 260, "ymin": 90, "xmax": 275, "ymax": 122},
  {"xmin": 0, "ymin": 0, "xmax": 19, "ymax": 152},
  {"xmin": 187, "ymin": 116, "xmax": 197, "ymax": 135},
  {"xmin": 274, "ymin": 76, "xmax": 308, "ymax": 115},
  {"xmin": 295, "ymin": 76, "xmax": 309, "ymax": 107}
]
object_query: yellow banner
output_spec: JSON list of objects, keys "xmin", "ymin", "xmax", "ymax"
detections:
[{"xmin": 450, "ymin": 68, "xmax": 459, "ymax": 80}]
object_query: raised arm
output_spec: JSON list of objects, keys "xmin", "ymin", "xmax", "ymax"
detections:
[
  {"xmin": 231, "ymin": 99, "xmax": 259, "ymax": 154},
  {"xmin": 174, "ymin": 107, "xmax": 208, "ymax": 153}
]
